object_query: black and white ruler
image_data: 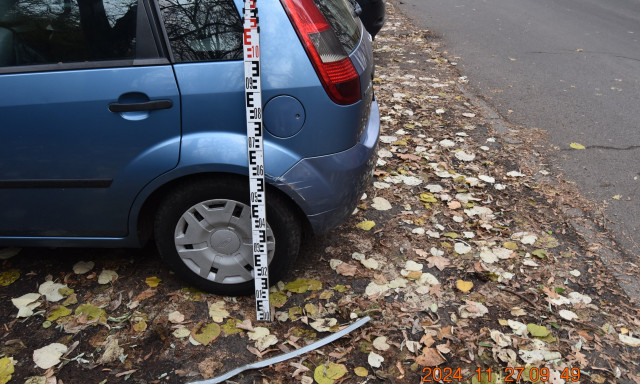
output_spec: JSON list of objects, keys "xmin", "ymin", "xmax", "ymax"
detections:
[{"xmin": 242, "ymin": 0, "xmax": 270, "ymax": 321}]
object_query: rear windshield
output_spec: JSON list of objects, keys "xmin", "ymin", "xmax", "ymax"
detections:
[{"xmin": 313, "ymin": 0, "xmax": 361, "ymax": 54}]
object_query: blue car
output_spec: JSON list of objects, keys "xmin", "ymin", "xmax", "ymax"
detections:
[{"xmin": 0, "ymin": 0, "xmax": 379, "ymax": 295}]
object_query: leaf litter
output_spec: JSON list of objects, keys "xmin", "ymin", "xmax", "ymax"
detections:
[{"xmin": 0, "ymin": 2, "xmax": 639, "ymax": 384}]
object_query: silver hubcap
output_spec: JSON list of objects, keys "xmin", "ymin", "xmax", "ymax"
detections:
[{"xmin": 174, "ymin": 199, "xmax": 275, "ymax": 284}]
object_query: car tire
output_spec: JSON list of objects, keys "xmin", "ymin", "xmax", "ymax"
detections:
[{"xmin": 154, "ymin": 177, "xmax": 301, "ymax": 296}]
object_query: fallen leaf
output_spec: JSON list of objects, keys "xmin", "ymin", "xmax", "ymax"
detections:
[
  {"xmin": 455, "ymin": 151, "xmax": 475, "ymax": 162},
  {"xmin": 168, "ymin": 311, "xmax": 185, "ymax": 324},
  {"xmin": 335, "ymin": 263, "xmax": 357, "ymax": 276},
  {"xmin": 47, "ymin": 306, "xmax": 71, "ymax": 321},
  {"xmin": 372, "ymin": 336, "xmax": 390, "ymax": 351},
  {"xmin": 75, "ymin": 304, "xmax": 107, "ymax": 323},
  {"xmin": 314, "ymin": 363, "xmax": 347, "ymax": 384},
  {"xmin": 570, "ymin": 142, "xmax": 585, "ymax": 149},
  {"xmin": 248, "ymin": 327, "xmax": 270, "ymax": 341},
  {"xmin": 354, "ymin": 366, "xmax": 368, "ymax": 377},
  {"xmin": 310, "ymin": 318, "xmax": 338, "ymax": 332},
  {"xmin": 360, "ymin": 258, "xmax": 379, "ymax": 270},
  {"xmin": 0, "ymin": 269, "xmax": 20, "ymax": 287},
  {"xmin": 96, "ymin": 337, "xmax": 124, "ymax": 365},
  {"xmin": 145, "ymin": 276, "xmax": 161, "ymax": 288},
  {"xmin": 192, "ymin": 323, "xmax": 221, "ymax": 346},
  {"xmin": 255, "ymin": 334, "xmax": 278, "ymax": 351},
  {"xmin": 11, "ymin": 292, "xmax": 41, "ymax": 318},
  {"xmin": 532, "ymin": 249, "xmax": 547, "ymax": 259},
  {"xmin": 371, "ymin": 197, "xmax": 392, "ymax": 211},
  {"xmin": 98, "ymin": 269, "xmax": 118, "ymax": 284},
  {"xmin": 356, "ymin": 220, "xmax": 375, "ymax": 231},
  {"xmin": 33, "ymin": 343, "xmax": 68, "ymax": 369},
  {"xmin": 72, "ymin": 261, "xmax": 94, "ymax": 275},
  {"xmin": 0, "ymin": 357, "xmax": 14, "ymax": 384},
  {"xmin": 508, "ymin": 320, "xmax": 528, "ymax": 335},
  {"xmin": 426, "ymin": 255, "xmax": 450, "ymax": 270},
  {"xmin": 619, "ymin": 333, "xmax": 640, "ymax": 347},
  {"xmin": 173, "ymin": 327, "xmax": 191, "ymax": 338},
  {"xmin": 368, "ymin": 352, "xmax": 384, "ymax": 368},
  {"xmin": 527, "ymin": 323, "xmax": 550, "ymax": 338},
  {"xmin": 208, "ymin": 301, "xmax": 229, "ymax": 323},
  {"xmin": 416, "ymin": 348, "xmax": 446, "ymax": 366},
  {"xmin": 270, "ymin": 291, "xmax": 288, "ymax": 308},
  {"xmin": 456, "ymin": 280, "xmax": 473, "ymax": 293},
  {"xmin": 459, "ymin": 301, "xmax": 488, "ymax": 318},
  {"xmin": 38, "ymin": 281, "xmax": 67, "ymax": 302},
  {"xmin": 284, "ymin": 279, "xmax": 322, "ymax": 293},
  {"xmin": 197, "ymin": 357, "xmax": 223, "ymax": 379},
  {"xmin": 454, "ymin": 243, "xmax": 472, "ymax": 254},
  {"xmin": 132, "ymin": 320, "xmax": 147, "ymax": 332},
  {"xmin": 559, "ymin": 310, "xmax": 578, "ymax": 321}
]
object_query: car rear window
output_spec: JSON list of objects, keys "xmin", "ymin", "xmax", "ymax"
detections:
[
  {"xmin": 158, "ymin": 0, "xmax": 243, "ymax": 63},
  {"xmin": 313, "ymin": 0, "xmax": 361, "ymax": 54}
]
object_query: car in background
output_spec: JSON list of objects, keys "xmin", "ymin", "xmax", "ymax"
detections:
[
  {"xmin": 0, "ymin": 0, "xmax": 379, "ymax": 296},
  {"xmin": 353, "ymin": 0, "xmax": 385, "ymax": 38}
]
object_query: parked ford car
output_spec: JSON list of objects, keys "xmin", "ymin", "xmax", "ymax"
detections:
[{"xmin": 0, "ymin": 0, "xmax": 379, "ymax": 295}]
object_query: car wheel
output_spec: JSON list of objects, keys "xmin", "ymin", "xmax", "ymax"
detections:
[{"xmin": 154, "ymin": 177, "xmax": 301, "ymax": 296}]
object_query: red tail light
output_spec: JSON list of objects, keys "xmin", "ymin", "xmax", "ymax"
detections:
[{"xmin": 280, "ymin": 0, "xmax": 361, "ymax": 105}]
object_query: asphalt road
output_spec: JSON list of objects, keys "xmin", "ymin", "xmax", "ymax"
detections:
[{"xmin": 397, "ymin": 0, "xmax": 640, "ymax": 259}]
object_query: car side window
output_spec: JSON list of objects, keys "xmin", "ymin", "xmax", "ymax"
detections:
[
  {"xmin": 0, "ymin": 0, "xmax": 137, "ymax": 67},
  {"xmin": 158, "ymin": 0, "xmax": 243, "ymax": 63}
]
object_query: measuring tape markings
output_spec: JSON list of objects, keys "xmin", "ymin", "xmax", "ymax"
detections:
[{"xmin": 243, "ymin": 0, "xmax": 270, "ymax": 322}]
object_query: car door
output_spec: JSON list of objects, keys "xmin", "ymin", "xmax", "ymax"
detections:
[{"xmin": 0, "ymin": 0, "xmax": 180, "ymax": 238}]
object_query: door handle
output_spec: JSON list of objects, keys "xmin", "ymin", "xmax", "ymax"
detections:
[{"xmin": 109, "ymin": 99, "xmax": 173, "ymax": 113}]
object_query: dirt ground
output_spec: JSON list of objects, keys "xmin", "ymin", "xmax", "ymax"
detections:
[{"xmin": 1, "ymin": 2, "xmax": 640, "ymax": 384}]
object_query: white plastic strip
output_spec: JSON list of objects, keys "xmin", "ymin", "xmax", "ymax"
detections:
[
  {"xmin": 187, "ymin": 316, "xmax": 371, "ymax": 384},
  {"xmin": 242, "ymin": 0, "xmax": 270, "ymax": 322}
]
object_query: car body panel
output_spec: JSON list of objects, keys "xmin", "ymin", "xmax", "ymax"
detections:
[{"xmin": 0, "ymin": 65, "xmax": 180, "ymax": 237}]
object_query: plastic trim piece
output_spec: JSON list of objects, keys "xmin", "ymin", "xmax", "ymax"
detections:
[{"xmin": 187, "ymin": 316, "xmax": 371, "ymax": 384}]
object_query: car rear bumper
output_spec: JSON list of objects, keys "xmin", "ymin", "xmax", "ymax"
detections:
[{"xmin": 275, "ymin": 99, "xmax": 380, "ymax": 234}]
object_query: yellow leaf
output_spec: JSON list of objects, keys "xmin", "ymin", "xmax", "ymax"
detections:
[
  {"xmin": 419, "ymin": 193, "xmax": 437, "ymax": 203},
  {"xmin": 354, "ymin": 366, "xmax": 368, "ymax": 377},
  {"xmin": 0, "ymin": 357, "xmax": 14, "ymax": 384},
  {"xmin": 193, "ymin": 323, "xmax": 221, "ymax": 345},
  {"xmin": 498, "ymin": 319, "xmax": 509, "ymax": 326},
  {"xmin": 269, "ymin": 291, "xmax": 288, "ymax": 308},
  {"xmin": 221, "ymin": 318, "xmax": 243, "ymax": 335},
  {"xmin": 319, "ymin": 290, "xmax": 334, "ymax": 300},
  {"xmin": 75, "ymin": 304, "xmax": 107, "ymax": 323},
  {"xmin": 570, "ymin": 142, "xmax": 585, "ymax": 150},
  {"xmin": 133, "ymin": 320, "xmax": 147, "ymax": 332},
  {"xmin": 145, "ymin": 276, "xmax": 161, "ymax": 288},
  {"xmin": 0, "ymin": 269, "xmax": 20, "ymax": 287},
  {"xmin": 612, "ymin": 195, "xmax": 621, "ymax": 200},
  {"xmin": 47, "ymin": 306, "xmax": 72, "ymax": 321},
  {"xmin": 503, "ymin": 242, "xmax": 518, "ymax": 251},
  {"xmin": 314, "ymin": 363, "xmax": 347, "ymax": 384},
  {"xmin": 284, "ymin": 279, "xmax": 322, "ymax": 293},
  {"xmin": 356, "ymin": 220, "xmax": 375, "ymax": 231},
  {"xmin": 456, "ymin": 280, "xmax": 473, "ymax": 293}
]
